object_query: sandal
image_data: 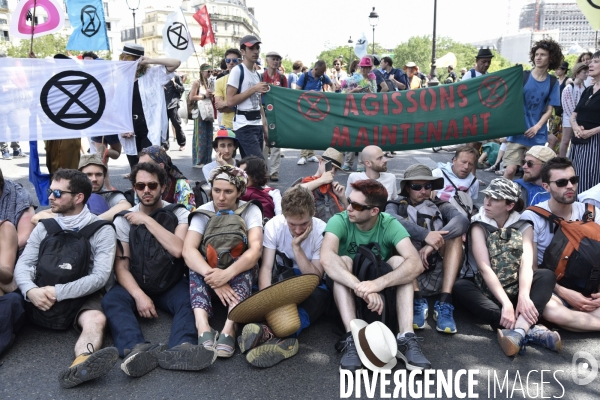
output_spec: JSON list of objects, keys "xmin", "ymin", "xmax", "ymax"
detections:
[
  {"xmin": 216, "ymin": 333, "xmax": 236, "ymax": 358},
  {"xmin": 484, "ymin": 165, "xmax": 497, "ymax": 172}
]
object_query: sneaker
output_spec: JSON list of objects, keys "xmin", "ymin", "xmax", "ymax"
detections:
[
  {"xmin": 356, "ymin": 167, "xmax": 365, "ymax": 173},
  {"xmin": 157, "ymin": 343, "xmax": 216, "ymax": 371},
  {"xmin": 341, "ymin": 165, "xmax": 351, "ymax": 172},
  {"xmin": 338, "ymin": 335, "xmax": 362, "ymax": 372},
  {"xmin": 121, "ymin": 342, "xmax": 167, "ymax": 377},
  {"xmin": 396, "ymin": 333, "xmax": 431, "ymax": 370},
  {"xmin": 238, "ymin": 323, "xmax": 274, "ymax": 354},
  {"xmin": 497, "ymin": 329, "xmax": 525, "ymax": 357},
  {"xmin": 13, "ymin": 148, "xmax": 26, "ymax": 158},
  {"xmin": 307, "ymin": 156, "xmax": 319, "ymax": 162},
  {"xmin": 216, "ymin": 333, "xmax": 236, "ymax": 358},
  {"xmin": 297, "ymin": 157, "xmax": 307, "ymax": 165},
  {"xmin": 270, "ymin": 172, "xmax": 279, "ymax": 182},
  {"xmin": 413, "ymin": 298, "xmax": 428, "ymax": 330},
  {"xmin": 433, "ymin": 301, "xmax": 457, "ymax": 334},
  {"xmin": 526, "ymin": 325, "xmax": 562, "ymax": 352},
  {"xmin": 246, "ymin": 337, "xmax": 299, "ymax": 368},
  {"xmin": 198, "ymin": 328, "xmax": 219, "ymax": 350},
  {"xmin": 58, "ymin": 346, "xmax": 119, "ymax": 388},
  {"xmin": 1, "ymin": 149, "xmax": 11, "ymax": 160}
]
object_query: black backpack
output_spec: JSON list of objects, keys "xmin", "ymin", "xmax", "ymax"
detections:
[
  {"xmin": 351, "ymin": 242, "xmax": 398, "ymax": 333},
  {"xmin": 25, "ymin": 219, "xmax": 114, "ymax": 330},
  {"xmin": 115, "ymin": 204, "xmax": 187, "ymax": 295},
  {"xmin": 193, "ymin": 180, "xmax": 210, "ymax": 208}
]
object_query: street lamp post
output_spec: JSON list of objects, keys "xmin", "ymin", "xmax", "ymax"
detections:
[
  {"xmin": 126, "ymin": 0, "xmax": 141, "ymax": 44},
  {"xmin": 348, "ymin": 36, "xmax": 353, "ymax": 65},
  {"xmin": 429, "ymin": 0, "xmax": 440, "ymax": 86},
  {"xmin": 369, "ymin": 7, "xmax": 378, "ymax": 55}
]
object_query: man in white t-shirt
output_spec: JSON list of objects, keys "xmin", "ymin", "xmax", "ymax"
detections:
[
  {"xmin": 346, "ymin": 145, "xmax": 398, "ymax": 201},
  {"xmin": 236, "ymin": 186, "xmax": 330, "ymax": 368},
  {"xmin": 103, "ymin": 162, "xmax": 215, "ymax": 378},
  {"xmin": 432, "ymin": 145, "xmax": 480, "ymax": 205},
  {"xmin": 461, "ymin": 48, "xmax": 494, "ymax": 81},
  {"xmin": 226, "ymin": 35, "xmax": 269, "ymax": 160},
  {"xmin": 520, "ymin": 157, "xmax": 600, "ymax": 332}
]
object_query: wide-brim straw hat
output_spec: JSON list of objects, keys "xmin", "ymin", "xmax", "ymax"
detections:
[{"xmin": 228, "ymin": 274, "xmax": 320, "ymax": 337}]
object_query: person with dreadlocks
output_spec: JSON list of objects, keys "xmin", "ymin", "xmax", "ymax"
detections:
[
  {"xmin": 139, "ymin": 145, "xmax": 196, "ymax": 211},
  {"xmin": 183, "ymin": 165, "xmax": 263, "ymax": 359}
]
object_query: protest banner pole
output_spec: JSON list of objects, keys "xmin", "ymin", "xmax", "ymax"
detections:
[{"xmin": 29, "ymin": 0, "xmax": 37, "ymax": 55}]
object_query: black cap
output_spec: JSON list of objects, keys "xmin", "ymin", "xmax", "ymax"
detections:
[{"xmin": 558, "ymin": 61, "xmax": 569, "ymax": 70}]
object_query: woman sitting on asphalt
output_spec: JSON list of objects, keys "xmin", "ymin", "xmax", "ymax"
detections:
[
  {"xmin": 238, "ymin": 155, "xmax": 281, "ymax": 220},
  {"xmin": 453, "ymin": 178, "xmax": 561, "ymax": 357}
]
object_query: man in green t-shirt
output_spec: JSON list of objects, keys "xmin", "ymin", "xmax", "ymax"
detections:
[{"xmin": 321, "ymin": 179, "xmax": 431, "ymax": 372}]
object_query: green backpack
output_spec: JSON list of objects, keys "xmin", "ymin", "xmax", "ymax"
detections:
[
  {"xmin": 470, "ymin": 220, "xmax": 532, "ymax": 301},
  {"xmin": 189, "ymin": 200, "xmax": 261, "ymax": 270}
]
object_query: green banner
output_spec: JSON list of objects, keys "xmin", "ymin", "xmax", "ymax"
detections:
[{"xmin": 263, "ymin": 66, "xmax": 526, "ymax": 151}]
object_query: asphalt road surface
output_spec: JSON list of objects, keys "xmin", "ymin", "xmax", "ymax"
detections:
[{"xmin": 0, "ymin": 124, "xmax": 598, "ymax": 399}]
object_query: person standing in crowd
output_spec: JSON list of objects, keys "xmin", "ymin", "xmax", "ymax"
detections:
[
  {"xmin": 569, "ymin": 51, "xmax": 600, "ymax": 193},
  {"xmin": 118, "ymin": 44, "xmax": 181, "ymax": 170},
  {"xmin": 503, "ymin": 39, "xmax": 562, "ymax": 180},
  {"xmin": 163, "ymin": 73, "xmax": 186, "ymax": 151},
  {"xmin": 404, "ymin": 62, "xmax": 424, "ymax": 89},
  {"xmin": 446, "ymin": 65, "xmax": 457, "ymax": 83},
  {"xmin": 288, "ymin": 60, "xmax": 303, "ymax": 89},
  {"xmin": 214, "ymin": 48, "xmax": 242, "ymax": 134},
  {"xmin": 576, "ymin": 51, "xmax": 593, "ymax": 87},
  {"xmin": 559, "ymin": 62, "xmax": 588, "ymax": 157},
  {"xmin": 547, "ymin": 61, "xmax": 572, "ymax": 152},
  {"xmin": 460, "ymin": 68, "xmax": 467, "ymax": 78},
  {"xmin": 190, "ymin": 64, "xmax": 216, "ymax": 168},
  {"xmin": 461, "ymin": 48, "xmax": 494, "ymax": 81},
  {"xmin": 261, "ymin": 51, "xmax": 287, "ymax": 182},
  {"xmin": 226, "ymin": 36, "xmax": 269, "ymax": 160},
  {"xmin": 381, "ymin": 56, "xmax": 407, "ymax": 91},
  {"xmin": 330, "ymin": 58, "xmax": 347, "ymax": 93}
]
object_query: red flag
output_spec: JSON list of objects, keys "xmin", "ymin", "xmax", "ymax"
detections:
[{"xmin": 193, "ymin": 5, "xmax": 215, "ymax": 47}]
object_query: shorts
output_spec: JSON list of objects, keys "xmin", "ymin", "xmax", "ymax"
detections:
[
  {"xmin": 551, "ymin": 292, "xmax": 572, "ymax": 309},
  {"xmin": 91, "ymin": 134, "xmax": 121, "ymax": 146},
  {"xmin": 503, "ymin": 143, "xmax": 529, "ymax": 166},
  {"xmin": 563, "ymin": 114, "xmax": 572, "ymax": 128},
  {"xmin": 73, "ymin": 291, "xmax": 104, "ymax": 331}
]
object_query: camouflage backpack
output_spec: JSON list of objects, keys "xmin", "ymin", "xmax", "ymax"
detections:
[{"xmin": 470, "ymin": 220, "xmax": 532, "ymax": 301}]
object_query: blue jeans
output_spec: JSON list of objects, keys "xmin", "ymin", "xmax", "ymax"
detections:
[
  {"xmin": 235, "ymin": 124, "xmax": 265, "ymax": 160},
  {"xmin": 102, "ymin": 278, "xmax": 197, "ymax": 357},
  {"xmin": 0, "ymin": 291, "xmax": 25, "ymax": 355}
]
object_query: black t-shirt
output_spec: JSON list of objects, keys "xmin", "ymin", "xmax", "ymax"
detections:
[
  {"xmin": 574, "ymin": 86, "xmax": 600, "ymax": 128},
  {"xmin": 132, "ymin": 81, "xmax": 148, "ymax": 134}
]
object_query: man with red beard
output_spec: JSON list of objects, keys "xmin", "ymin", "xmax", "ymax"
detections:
[{"xmin": 514, "ymin": 146, "xmax": 556, "ymax": 207}]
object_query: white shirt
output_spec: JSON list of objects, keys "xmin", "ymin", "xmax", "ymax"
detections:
[
  {"xmin": 114, "ymin": 201, "xmax": 189, "ymax": 242},
  {"xmin": 461, "ymin": 69, "xmax": 484, "ymax": 81},
  {"xmin": 345, "ymin": 172, "xmax": 398, "ymax": 201},
  {"xmin": 189, "ymin": 200, "xmax": 263, "ymax": 234},
  {"xmin": 432, "ymin": 166, "xmax": 479, "ymax": 201},
  {"xmin": 520, "ymin": 201, "xmax": 600, "ymax": 266},
  {"xmin": 227, "ymin": 64, "xmax": 262, "ymax": 130},
  {"xmin": 263, "ymin": 215, "xmax": 326, "ymax": 272}
]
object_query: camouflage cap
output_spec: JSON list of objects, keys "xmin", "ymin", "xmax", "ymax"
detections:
[{"xmin": 481, "ymin": 178, "xmax": 521, "ymax": 203}]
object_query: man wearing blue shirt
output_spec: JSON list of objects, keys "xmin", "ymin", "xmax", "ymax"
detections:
[{"xmin": 503, "ymin": 39, "xmax": 563, "ymax": 180}]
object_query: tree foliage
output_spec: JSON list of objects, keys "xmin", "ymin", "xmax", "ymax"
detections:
[
  {"xmin": 315, "ymin": 43, "xmax": 389, "ymax": 69},
  {"xmin": 7, "ymin": 34, "xmax": 68, "ymax": 58}
]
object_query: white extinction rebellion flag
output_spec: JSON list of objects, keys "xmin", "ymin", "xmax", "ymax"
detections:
[
  {"xmin": 162, "ymin": 8, "xmax": 195, "ymax": 62},
  {"xmin": 0, "ymin": 57, "xmax": 136, "ymax": 142}
]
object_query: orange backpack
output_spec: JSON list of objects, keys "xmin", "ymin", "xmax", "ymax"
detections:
[{"xmin": 527, "ymin": 204, "xmax": 600, "ymax": 296}]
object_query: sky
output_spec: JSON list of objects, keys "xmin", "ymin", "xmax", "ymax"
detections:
[{"xmin": 116, "ymin": 0, "xmax": 514, "ymax": 63}]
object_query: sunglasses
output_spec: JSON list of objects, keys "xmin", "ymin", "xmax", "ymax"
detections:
[
  {"xmin": 225, "ymin": 58, "xmax": 240, "ymax": 64},
  {"xmin": 549, "ymin": 176, "xmax": 579, "ymax": 187},
  {"xmin": 134, "ymin": 181, "xmax": 159, "ymax": 191},
  {"xmin": 523, "ymin": 160, "xmax": 544, "ymax": 168},
  {"xmin": 409, "ymin": 183, "xmax": 433, "ymax": 191},
  {"xmin": 47, "ymin": 188, "xmax": 74, "ymax": 198},
  {"xmin": 347, "ymin": 198, "xmax": 375, "ymax": 211}
]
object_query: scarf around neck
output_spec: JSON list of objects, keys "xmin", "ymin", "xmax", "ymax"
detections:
[{"xmin": 57, "ymin": 205, "xmax": 93, "ymax": 232}]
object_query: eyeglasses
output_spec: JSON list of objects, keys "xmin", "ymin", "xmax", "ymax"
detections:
[
  {"xmin": 523, "ymin": 160, "xmax": 544, "ymax": 168},
  {"xmin": 409, "ymin": 183, "xmax": 433, "ymax": 191},
  {"xmin": 347, "ymin": 198, "xmax": 375, "ymax": 211},
  {"xmin": 225, "ymin": 58, "xmax": 240, "ymax": 64},
  {"xmin": 549, "ymin": 176, "xmax": 579, "ymax": 187},
  {"xmin": 47, "ymin": 188, "xmax": 74, "ymax": 198},
  {"xmin": 134, "ymin": 181, "xmax": 159, "ymax": 191}
]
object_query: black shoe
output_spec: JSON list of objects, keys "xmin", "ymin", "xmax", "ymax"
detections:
[
  {"xmin": 396, "ymin": 333, "xmax": 431, "ymax": 370},
  {"xmin": 338, "ymin": 335, "xmax": 362, "ymax": 372},
  {"xmin": 157, "ymin": 343, "xmax": 216, "ymax": 371},
  {"xmin": 121, "ymin": 343, "xmax": 167, "ymax": 377},
  {"xmin": 58, "ymin": 346, "xmax": 119, "ymax": 388}
]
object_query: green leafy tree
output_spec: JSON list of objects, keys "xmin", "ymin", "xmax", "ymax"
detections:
[
  {"xmin": 281, "ymin": 58, "xmax": 293, "ymax": 75},
  {"xmin": 205, "ymin": 44, "xmax": 228, "ymax": 69},
  {"xmin": 7, "ymin": 34, "xmax": 68, "ymax": 58},
  {"xmin": 315, "ymin": 43, "xmax": 389, "ymax": 70}
]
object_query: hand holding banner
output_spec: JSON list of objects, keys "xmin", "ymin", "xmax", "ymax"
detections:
[
  {"xmin": 162, "ymin": 8, "xmax": 195, "ymax": 62},
  {"xmin": 65, "ymin": 0, "xmax": 109, "ymax": 51}
]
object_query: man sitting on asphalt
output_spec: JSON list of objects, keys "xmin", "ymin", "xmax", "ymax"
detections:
[
  {"xmin": 299, "ymin": 147, "xmax": 348, "ymax": 223},
  {"xmin": 102, "ymin": 162, "xmax": 215, "ymax": 378},
  {"xmin": 238, "ymin": 186, "xmax": 330, "ymax": 367},
  {"xmin": 346, "ymin": 145, "xmax": 398, "ymax": 201},
  {"xmin": 521, "ymin": 157, "xmax": 600, "ymax": 332},
  {"xmin": 321, "ymin": 179, "xmax": 431, "ymax": 371},
  {"xmin": 202, "ymin": 128, "xmax": 240, "ymax": 184},
  {"xmin": 32, "ymin": 154, "xmax": 133, "ymax": 223},
  {"xmin": 432, "ymin": 145, "xmax": 480, "ymax": 213},
  {"xmin": 386, "ymin": 164, "xmax": 469, "ymax": 334},
  {"xmin": 15, "ymin": 169, "xmax": 118, "ymax": 388},
  {"xmin": 514, "ymin": 145, "xmax": 555, "ymax": 207}
]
